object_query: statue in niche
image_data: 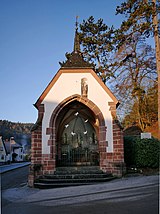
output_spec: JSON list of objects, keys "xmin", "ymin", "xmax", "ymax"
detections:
[{"xmin": 81, "ymin": 78, "xmax": 88, "ymax": 97}]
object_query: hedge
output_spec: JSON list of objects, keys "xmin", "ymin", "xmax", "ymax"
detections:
[{"xmin": 124, "ymin": 137, "xmax": 160, "ymax": 168}]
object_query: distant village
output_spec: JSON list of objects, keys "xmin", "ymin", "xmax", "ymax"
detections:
[
  {"xmin": 0, "ymin": 136, "xmax": 30, "ymax": 164},
  {"xmin": 0, "ymin": 120, "xmax": 32, "ymax": 164}
]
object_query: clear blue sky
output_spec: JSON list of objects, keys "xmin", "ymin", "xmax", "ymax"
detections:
[{"xmin": 0, "ymin": 0, "xmax": 128, "ymax": 123}]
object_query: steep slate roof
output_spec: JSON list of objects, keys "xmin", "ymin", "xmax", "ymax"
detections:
[
  {"xmin": 4, "ymin": 142, "xmax": 11, "ymax": 154},
  {"xmin": 60, "ymin": 51, "xmax": 93, "ymax": 68},
  {"xmin": 0, "ymin": 137, "xmax": 7, "ymax": 155},
  {"xmin": 4, "ymin": 141, "xmax": 22, "ymax": 154}
]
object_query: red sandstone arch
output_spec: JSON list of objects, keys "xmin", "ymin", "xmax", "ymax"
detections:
[
  {"xmin": 49, "ymin": 94, "xmax": 105, "ymax": 128},
  {"xmin": 46, "ymin": 94, "xmax": 107, "ymax": 170},
  {"xmin": 29, "ymin": 95, "xmax": 124, "ymax": 184}
]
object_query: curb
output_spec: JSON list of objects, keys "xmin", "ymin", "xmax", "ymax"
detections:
[{"xmin": 0, "ymin": 162, "xmax": 30, "ymax": 174}]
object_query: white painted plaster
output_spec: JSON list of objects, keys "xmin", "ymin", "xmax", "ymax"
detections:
[{"xmin": 41, "ymin": 72, "xmax": 114, "ymax": 154}]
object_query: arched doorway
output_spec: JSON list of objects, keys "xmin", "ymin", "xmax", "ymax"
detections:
[{"xmin": 56, "ymin": 101, "xmax": 99, "ymax": 166}]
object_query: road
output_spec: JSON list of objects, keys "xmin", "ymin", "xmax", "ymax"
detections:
[
  {"xmin": 1, "ymin": 165, "xmax": 29, "ymax": 209},
  {"xmin": 1, "ymin": 166, "xmax": 159, "ymax": 214},
  {"xmin": 1, "ymin": 165, "xmax": 29, "ymax": 190}
]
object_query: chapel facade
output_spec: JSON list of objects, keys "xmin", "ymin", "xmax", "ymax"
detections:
[{"xmin": 28, "ymin": 26, "xmax": 125, "ymax": 187}]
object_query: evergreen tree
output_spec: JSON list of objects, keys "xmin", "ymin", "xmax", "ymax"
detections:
[{"xmin": 79, "ymin": 16, "xmax": 115, "ymax": 83}]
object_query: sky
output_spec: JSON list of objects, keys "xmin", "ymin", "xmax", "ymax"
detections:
[{"xmin": 0, "ymin": 0, "xmax": 129, "ymax": 123}]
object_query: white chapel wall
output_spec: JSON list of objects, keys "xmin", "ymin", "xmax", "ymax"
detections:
[{"xmin": 42, "ymin": 72, "xmax": 114, "ymax": 154}]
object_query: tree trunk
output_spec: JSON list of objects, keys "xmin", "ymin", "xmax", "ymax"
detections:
[{"xmin": 152, "ymin": 0, "xmax": 160, "ymax": 139}]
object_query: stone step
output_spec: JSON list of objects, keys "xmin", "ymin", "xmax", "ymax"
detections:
[
  {"xmin": 54, "ymin": 166, "xmax": 103, "ymax": 175},
  {"xmin": 34, "ymin": 182, "xmax": 93, "ymax": 189},
  {"xmin": 34, "ymin": 174, "xmax": 115, "ymax": 189},
  {"xmin": 34, "ymin": 176, "xmax": 115, "ymax": 189},
  {"xmin": 34, "ymin": 166, "xmax": 115, "ymax": 189},
  {"xmin": 37, "ymin": 176, "xmax": 114, "ymax": 184},
  {"xmin": 56, "ymin": 166, "xmax": 100, "ymax": 171},
  {"xmin": 44, "ymin": 173, "xmax": 111, "ymax": 179}
]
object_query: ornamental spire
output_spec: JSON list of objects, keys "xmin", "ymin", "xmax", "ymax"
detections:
[
  {"xmin": 73, "ymin": 16, "xmax": 80, "ymax": 53},
  {"xmin": 59, "ymin": 17, "xmax": 93, "ymax": 68}
]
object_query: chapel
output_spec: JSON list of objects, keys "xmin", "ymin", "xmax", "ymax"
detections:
[{"xmin": 28, "ymin": 24, "xmax": 125, "ymax": 187}]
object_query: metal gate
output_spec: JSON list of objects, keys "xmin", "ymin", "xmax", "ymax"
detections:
[{"xmin": 56, "ymin": 115, "xmax": 99, "ymax": 166}]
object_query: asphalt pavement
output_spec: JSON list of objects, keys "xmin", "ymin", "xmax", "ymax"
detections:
[
  {"xmin": 1, "ymin": 163, "xmax": 159, "ymax": 214},
  {"xmin": 2, "ymin": 174, "xmax": 159, "ymax": 207}
]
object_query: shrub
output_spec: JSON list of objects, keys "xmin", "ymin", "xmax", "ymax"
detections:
[
  {"xmin": 124, "ymin": 137, "xmax": 160, "ymax": 168},
  {"xmin": 135, "ymin": 138, "xmax": 160, "ymax": 168}
]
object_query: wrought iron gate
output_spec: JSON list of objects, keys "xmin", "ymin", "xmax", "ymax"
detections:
[{"xmin": 56, "ymin": 115, "xmax": 99, "ymax": 166}]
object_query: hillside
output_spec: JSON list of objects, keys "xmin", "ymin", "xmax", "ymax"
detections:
[{"xmin": 0, "ymin": 120, "xmax": 33, "ymax": 146}]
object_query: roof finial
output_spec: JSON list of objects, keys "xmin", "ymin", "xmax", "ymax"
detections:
[
  {"xmin": 75, "ymin": 15, "xmax": 79, "ymax": 31},
  {"xmin": 74, "ymin": 16, "xmax": 80, "ymax": 53}
]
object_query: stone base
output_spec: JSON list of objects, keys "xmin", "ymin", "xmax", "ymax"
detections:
[{"xmin": 28, "ymin": 174, "xmax": 35, "ymax": 187}]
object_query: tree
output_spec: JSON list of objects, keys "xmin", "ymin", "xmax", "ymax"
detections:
[
  {"xmin": 79, "ymin": 16, "xmax": 115, "ymax": 83},
  {"xmin": 79, "ymin": 15, "xmax": 157, "ymax": 131},
  {"xmin": 123, "ymin": 83, "xmax": 158, "ymax": 130},
  {"xmin": 115, "ymin": 0, "xmax": 160, "ymax": 136},
  {"xmin": 109, "ymin": 34, "xmax": 157, "ymax": 128}
]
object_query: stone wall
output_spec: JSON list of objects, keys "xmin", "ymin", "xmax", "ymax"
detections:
[{"xmin": 28, "ymin": 101, "xmax": 125, "ymax": 187}]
